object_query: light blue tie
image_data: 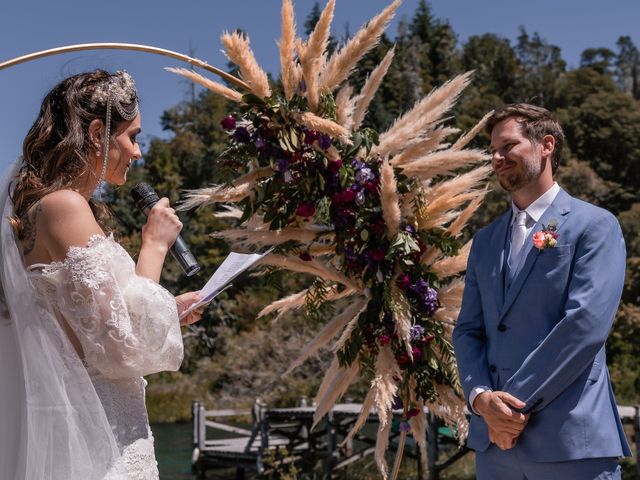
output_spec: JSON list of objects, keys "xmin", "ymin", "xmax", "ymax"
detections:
[{"xmin": 509, "ymin": 211, "xmax": 528, "ymax": 281}]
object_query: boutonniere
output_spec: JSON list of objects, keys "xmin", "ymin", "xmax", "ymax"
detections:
[{"xmin": 533, "ymin": 219, "xmax": 559, "ymax": 250}]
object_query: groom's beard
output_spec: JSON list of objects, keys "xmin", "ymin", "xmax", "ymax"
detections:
[{"xmin": 498, "ymin": 158, "xmax": 542, "ymax": 192}]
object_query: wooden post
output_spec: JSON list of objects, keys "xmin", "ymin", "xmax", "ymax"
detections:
[
  {"xmin": 325, "ymin": 410, "xmax": 338, "ymax": 477},
  {"xmin": 426, "ymin": 412, "xmax": 439, "ymax": 480},
  {"xmin": 634, "ymin": 405, "xmax": 640, "ymax": 478}
]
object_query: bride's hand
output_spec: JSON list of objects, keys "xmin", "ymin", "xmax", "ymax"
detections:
[
  {"xmin": 176, "ymin": 291, "xmax": 206, "ymax": 326},
  {"xmin": 141, "ymin": 197, "xmax": 182, "ymax": 253}
]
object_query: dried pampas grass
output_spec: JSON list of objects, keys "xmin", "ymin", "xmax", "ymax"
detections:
[
  {"xmin": 352, "ymin": 46, "xmax": 395, "ymax": 130},
  {"xmin": 165, "ymin": 67, "xmax": 243, "ymax": 102},
  {"xmin": 279, "ymin": 0, "xmax": 299, "ymax": 100},
  {"xmin": 298, "ymin": 0, "xmax": 335, "ymax": 109},
  {"xmin": 221, "ymin": 30, "xmax": 271, "ymax": 99},
  {"xmin": 319, "ymin": 0, "xmax": 401, "ymax": 92},
  {"xmin": 431, "ymin": 240, "xmax": 472, "ymax": 278},
  {"xmin": 313, "ymin": 359, "xmax": 361, "ymax": 428},
  {"xmin": 335, "ymin": 84, "xmax": 358, "ymax": 131},
  {"xmin": 285, "ymin": 297, "xmax": 367, "ymax": 375},
  {"xmin": 380, "ymin": 157, "xmax": 402, "ymax": 239},
  {"xmin": 400, "ymin": 149, "xmax": 488, "ymax": 179},
  {"xmin": 390, "ymin": 127, "xmax": 459, "ymax": 166},
  {"xmin": 376, "ymin": 72, "xmax": 473, "ymax": 157},
  {"xmin": 294, "ymin": 112, "xmax": 351, "ymax": 144}
]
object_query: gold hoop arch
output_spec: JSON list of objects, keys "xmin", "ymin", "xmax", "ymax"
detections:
[{"xmin": 0, "ymin": 42, "xmax": 251, "ymax": 91}]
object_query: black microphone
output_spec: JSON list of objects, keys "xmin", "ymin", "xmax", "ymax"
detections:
[{"xmin": 131, "ymin": 183, "xmax": 200, "ymax": 277}]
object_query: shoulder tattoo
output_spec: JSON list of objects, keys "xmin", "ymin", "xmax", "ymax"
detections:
[{"xmin": 21, "ymin": 202, "xmax": 42, "ymax": 256}]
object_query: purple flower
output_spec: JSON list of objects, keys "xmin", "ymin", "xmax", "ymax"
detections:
[
  {"xmin": 399, "ymin": 421, "xmax": 412, "ymax": 433},
  {"xmin": 276, "ymin": 157, "xmax": 289, "ymax": 172},
  {"xmin": 220, "ymin": 115, "xmax": 236, "ymax": 130},
  {"xmin": 355, "ymin": 166, "xmax": 375, "ymax": 184},
  {"xmin": 410, "ymin": 279, "xmax": 439, "ymax": 316},
  {"xmin": 410, "ymin": 324, "xmax": 425, "ymax": 341},
  {"xmin": 254, "ymin": 135, "xmax": 266, "ymax": 149},
  {"xmin": 351, "ymin": 158, "xmax": 365, "ymax": 170},
  {"xmin": 356, "ymin": 190, "xmax": 366, "ymax": 205},
  {"xmin": 319, "ymin": 134, "xmax": 332, "ymax": 150},
  {"xmin": 392, "ymin": 396, "xmax": 404, "ymax": 410},
  {"xmin": 344, "ymin": 246, "xmax": 358, "ymax": 263},
  {"xmin": 233, "ymin": 127, "xmax": 250, "ymax": 143},
  {"xmin": 404, "ymin": 223, "xmax": 416, "ymax": 235}
]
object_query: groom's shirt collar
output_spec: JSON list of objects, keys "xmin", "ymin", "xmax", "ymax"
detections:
[{"xmin": 510, "ymin": 182, "xmax": 560, "ymax": 224}]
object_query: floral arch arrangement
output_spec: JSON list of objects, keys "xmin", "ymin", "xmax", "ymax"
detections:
[
  {"xmin": 171, "ymin": 0, "xmax": 492, "ymax": 477},
  {"xmin": 0, "ymin": 1, "xmax": 492, "ymax": 477}
]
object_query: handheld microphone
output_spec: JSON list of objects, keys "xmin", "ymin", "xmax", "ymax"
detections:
[{"xmin": 131, "ymin": 183, "xmax": 201, "ymax": 277}]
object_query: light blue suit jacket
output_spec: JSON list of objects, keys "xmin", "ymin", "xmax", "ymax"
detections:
[{"xmin": 453, "ymin": 187, "xmax": 631, "ymax": 461}]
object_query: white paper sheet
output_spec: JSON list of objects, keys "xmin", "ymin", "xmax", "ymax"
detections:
[{"xmin": 179, "ymin": 249, "xmax": 272, "ymax": 319}]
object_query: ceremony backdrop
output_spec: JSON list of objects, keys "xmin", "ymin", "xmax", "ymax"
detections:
[{"xmin": 1, "ymin": 0, "xmax": 639, "ymax": 477}]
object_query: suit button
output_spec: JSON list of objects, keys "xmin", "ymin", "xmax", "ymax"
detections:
[
  {"xmin": 489, "ymin": 365, "xmax": 497, "ymax": 373},
  {"xmin": 498, "ymin": 324, "xmax": 507, "ymax": 332}
]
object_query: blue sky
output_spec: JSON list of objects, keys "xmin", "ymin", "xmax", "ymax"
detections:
[{"xmin": 1, "ymin": 0, "xmax": 638, "ymax": 173}]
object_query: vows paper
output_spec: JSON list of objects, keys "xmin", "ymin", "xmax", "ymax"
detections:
[{"xmin": 179, "ymin": 249, "xmax": 272, "ymax": 319}]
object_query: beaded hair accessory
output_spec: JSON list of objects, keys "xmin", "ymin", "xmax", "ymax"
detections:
[{"xmin": 91, "ymin": 71, "xmax": 139, "ymax": 195}]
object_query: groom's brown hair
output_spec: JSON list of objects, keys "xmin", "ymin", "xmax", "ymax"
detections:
[{"xmin": 487, "ymin": 103, "xmax": 565, "ymax": 172}]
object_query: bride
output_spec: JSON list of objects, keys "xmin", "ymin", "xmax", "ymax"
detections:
[{"xmin": 0, "ymin": 69, "xmax": 204, "ymax": 479}]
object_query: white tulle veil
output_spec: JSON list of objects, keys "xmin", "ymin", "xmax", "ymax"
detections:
[{"xmin": 0, "ymin": 158, "xmax": 120, "ymax": 479}]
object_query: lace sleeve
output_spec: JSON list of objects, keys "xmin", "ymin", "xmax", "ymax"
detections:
[{"xmin": 49, "ymin": 235, "xmax": 184, "ymax": 379}]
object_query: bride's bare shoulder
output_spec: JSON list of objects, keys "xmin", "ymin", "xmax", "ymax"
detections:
[{"xmin": 33, "ymin": 190, "xmax": 104, "ymax": 261}]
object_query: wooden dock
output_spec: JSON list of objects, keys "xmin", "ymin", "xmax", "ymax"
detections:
[{"xmin": 191, "ymin": 400, "xmax": 640, "ymax": 479}]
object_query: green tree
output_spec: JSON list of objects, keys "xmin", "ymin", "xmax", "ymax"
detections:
[
  {"xmin": 515, "ymin": 27, "xmax": 566, "ymax": 106},
  {"xmin": 615, "ymin": 36, "xmax": 640, "ymax": 99}
]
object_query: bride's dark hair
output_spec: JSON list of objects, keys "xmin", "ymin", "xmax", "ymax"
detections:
[{"xmin": 10, "ymin": 69, "xmax": 137, "ymax": 237}]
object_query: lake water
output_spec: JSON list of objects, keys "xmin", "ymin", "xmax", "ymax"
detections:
[{"xmin": 153, "ymin": 422, "xmax": 196, "ymax": 480}]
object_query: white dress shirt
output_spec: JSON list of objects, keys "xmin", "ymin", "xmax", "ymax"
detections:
[{"xmin": 469, "ymin": 182, "xmax": 561, "ymax": 414}]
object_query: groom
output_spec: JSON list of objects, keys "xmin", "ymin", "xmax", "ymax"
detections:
[{"xmin": 452, "ymin": 104, "xmax": 631, "ymax": 479}]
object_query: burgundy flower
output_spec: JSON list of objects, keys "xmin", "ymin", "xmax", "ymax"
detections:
[
  {"xmin": 397, "ymin": 352, "xmax": 411, "ymax": 365},
  {"xmin": 328, "ymin": 159, "xmax": 343, "ymax": 175},
  {"xmin": 220, "ymin": 115, "xmax": 236, "ymax": 130},
  {"xmin": 422, "ymin": 335, "xmax": 435, "ymax": 344},
  {"xmin": 407, "ymin": 408, "xmax": 421, "ymax": 418},
  {"xmin": 296, "ymin": 202, "xmax": 316, "ymax": 218},
  {"xmin": 363, "ymin": 180, "xmax": 379, "ymax": 195},
  {"xmin": 299, "ymin": 252, "xmax": 313, "ymax": 261},
  {"xmin": 412, "ymin": 346, "xmax": 423, "ymax": 361},
  {"xmin": 396, "ymin": 274, "xmax": 411, "ymax": 290},
  {"xmin": 288, "ymin": 150, "xmax": 303, "ymax": 163},
  {"xmin": 370, "ymin": 219, "xmax": 386, "ymax": 237},
  {"xmin": 367, "ymin": 248, "xmax": 386, "ymax": 262},
  {"xmin": 304, "ymin": 130, "xmax": 319, "ymax": 145},
  {"xmin": 331, "ymin": 188, "xmax": 357, "ymax": 208},
  {"xmin": 379, "ymin": 334, "xmax": 391, "ymax": 346}
]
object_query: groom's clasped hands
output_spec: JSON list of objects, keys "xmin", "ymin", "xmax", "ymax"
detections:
[{"xmin": 473, "ymin": 391, "xmax": 530, "ymax": 451}]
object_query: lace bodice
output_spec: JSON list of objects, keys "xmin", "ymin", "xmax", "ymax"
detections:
[{"xmin": 28, "ymin": 235, "xmax": 184, "ymax": 479}]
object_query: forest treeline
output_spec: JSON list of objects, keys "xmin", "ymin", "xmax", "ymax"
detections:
[{"xmin": 108, "ymin": 1, "xmax": 640, "ymax": 423}]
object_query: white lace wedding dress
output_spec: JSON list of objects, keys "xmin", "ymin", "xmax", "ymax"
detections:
[{"xmin": 27, "ymin": 234, "xmax": 184, "ymax": 479}]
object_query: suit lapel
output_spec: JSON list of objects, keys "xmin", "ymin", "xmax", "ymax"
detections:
[
  {"xmin": 499, "ymin": 188, "xmax": 572, "ymax": 322},
  {"xmin": 486, "ymin": 211, "xmax": 511, "ymax": 313}
]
